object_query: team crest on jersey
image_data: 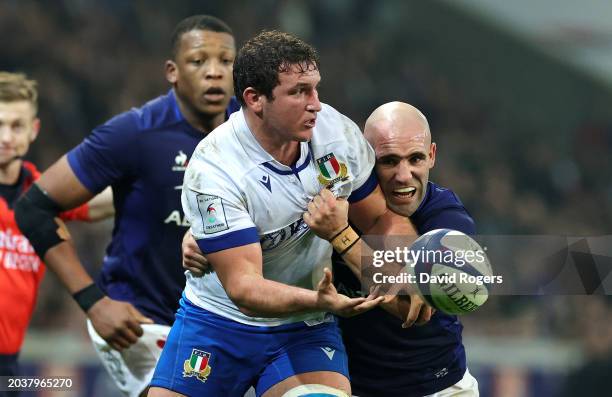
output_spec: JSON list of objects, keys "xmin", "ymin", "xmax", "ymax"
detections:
[
  {"xmin": 183, "ymin": 349, "xmax": 212, "ymax": 383},
  {"xmin": 316, "ymin": 153, "xmax": 348, "ymax": 187},
  {"xmin": 172, "ymin": 150, "xmax": 189, "ymax": 171},
  {"xmin": 196, "ymin": 194, "xmax": 229, "ymax": 234}
]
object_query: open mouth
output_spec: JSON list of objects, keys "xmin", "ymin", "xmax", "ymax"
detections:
[
  {"xmin": 304, "ymin": 118, "xmax": 316, "ymax": 128},
  {"xmin": 392, "ymin": 186, "xmax": 417, "ymax": 199},
  {"xmin": 203, "ymin": 87, "xmax": 226, "ymax": 102}
]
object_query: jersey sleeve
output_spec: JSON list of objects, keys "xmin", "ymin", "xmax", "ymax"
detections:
[
  {"xmin": 59, "ymin": 203, "xmax": 90, "ymax": 222},
  {"xmin": 66, "ymin": 112, "xmax": 139, "ymax": 194},
  {"xmin": 182, "ymin": 146, "xmax": 259, "ymax": 254},
  {"xmin": 340, "ymin": 114, "xmax": 377, "ymax": 203}
]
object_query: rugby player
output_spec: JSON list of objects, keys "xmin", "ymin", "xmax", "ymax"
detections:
[
  {"xmin": 0, "ymin": 71, "xmax": 112, "ymax": 386},
  {"xmin": 333, "ymin": 102, "xmax": 479, "ymax": 396},
  {"xmin": 14, "ymin": 15, "xmax": 239, "ymax": 397},
  {"xmin": 183, "ymin": 102, "xmax": 480, "ymax": 396},
  {"xmin": 148, "ymin": 31, "xmax": 418, "ymax": 397}
]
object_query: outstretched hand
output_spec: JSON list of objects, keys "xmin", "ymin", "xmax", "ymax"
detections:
[{"xmin": 316, "ymin": 268, "xmax": 384, "ymax": 317}]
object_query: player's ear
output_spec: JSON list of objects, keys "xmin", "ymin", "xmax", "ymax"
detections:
[
  {"xmin": 29, "ymin": 117, "xmax": 40, "ymax": 143},
  {"xmin": 429, "ymin": 142, "xmax": 437, "ymax": 168},
  {"xmin": 243, "ymin": 87, "xmax": 263, "ymax": 113},
  {"xmin": 165, "ymin": 60, "xmax": 178, "ymax": 84}
]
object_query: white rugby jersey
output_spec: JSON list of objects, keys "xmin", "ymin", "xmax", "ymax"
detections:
[{"xmin": 181, "ymin": 103, "xmax": 377, "ymax": 326}]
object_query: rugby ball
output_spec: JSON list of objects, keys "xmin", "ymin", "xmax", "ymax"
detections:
[{"xmin": 406, "ymin": 229, "xmax": 493, "ymax": 315}]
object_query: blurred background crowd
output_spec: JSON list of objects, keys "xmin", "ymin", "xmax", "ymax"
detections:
[{"xmin": 1, "ymin": 0, "xmax": 611, "ymax": 396}]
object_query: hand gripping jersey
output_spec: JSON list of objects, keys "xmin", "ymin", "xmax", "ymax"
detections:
[
  {"xmin": 66, "ymin": 90, "xmax": 240, "ymax": 325},
  {"xmin": 182, "ymin": 104, "xmax": 378, "ymax": 326},
  {"xmin": 0, "ymin": 162, "xmax": 89, "ymax": 354},
  {"xmin": 334, "ymin": 182, "xmax": 476, "ymax": 397}
]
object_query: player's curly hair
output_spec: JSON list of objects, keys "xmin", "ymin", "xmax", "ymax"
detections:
[
  {"xmin": 0, "ymin": 71, "xmax": 38, "ymax": 113},
  {"xmin": 233, "ymin": 30, "xmax": 320, "ymax": 106},
  {"xmin": 170, "ymin": 15, "xmax": 233, "ymax": 59}
]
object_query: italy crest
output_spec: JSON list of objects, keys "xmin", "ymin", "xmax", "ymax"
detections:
[
  {"xmin": 316, "ymin": 153, "xmax": 348, "ymax": 187},
  {"xmin": 183, "ymin": 349, "xmax": 212, "ymax": 383}
]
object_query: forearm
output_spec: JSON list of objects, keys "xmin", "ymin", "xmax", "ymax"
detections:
[
  {"xmin": 230, "ymin": 275, "xmax": 320, "ymax": 317},
  {"xmin": 43, "ymin": 241, "xmax": 96, "ymax": 294},
  {"xmin": 87, "ymin": 187, "xmax": 114, "ymax": 221}
]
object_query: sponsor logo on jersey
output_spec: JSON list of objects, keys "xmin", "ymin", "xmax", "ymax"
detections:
[
  {"xmin": 434, "ymin": 367, "xmax": 449, "ymax": 378},
  {"xmin": 0, "ymin": 229, "xmax": 41, "ymax": 272},
  {"xmin": 260, "ymin": 217, "xmax": 309, "ymax": 251},
  {"xmin": 172, "ymin": 150, "xmax": 189, "ymax": 172},
  {"xmin": 163, "ymin": 210, "xmax": 190, "ymax": 227},
  {"xmin": 316, "ymin": 153, "xmax": 348, "ymax": 187},
  {"xmin": 259, "ymin": 173, "xmax": 272, "ymax": 192},
  {"xmin": 183, "ymin": 349, "xmax": 212, "ymax": 383},
  {"xmin": 197, "ymin": 194, "xmax": 228, "ymax": 234}
]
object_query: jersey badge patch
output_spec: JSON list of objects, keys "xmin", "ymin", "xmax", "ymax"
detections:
[
  {"xmin": 316, "ymin": 152, "xmax": 349, "ymax": 187},
  {"xmin": 183, "ymin": 349, "xmax": 212, "ymax": 383},
  {"xmin": 172, "ymin": 150, "xmax": 189, "ymax": 171},
  {"xmin": 197, "ymin": 194, "xmax": 229, "ymax": 234}
]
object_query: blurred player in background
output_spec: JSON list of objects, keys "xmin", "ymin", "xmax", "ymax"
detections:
[
  {"xmin": 14, "ymin": 15, "xmax": 239, "ymax": 397},
  {"xmin": 148, "ymin": 30, "xmax": 403, "ymax": 397},
  {"xmin": 333, "ymin": 101, "xmax": 479, "ymax": 396},
  {"xmin": 0, "ymin": 71, "xmax": 113, "ymax": 392}
]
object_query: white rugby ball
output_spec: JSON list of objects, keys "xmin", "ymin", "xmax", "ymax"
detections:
[{"xmin": 406, "ymin": 229, "xmax": 493, "ymax": 315}]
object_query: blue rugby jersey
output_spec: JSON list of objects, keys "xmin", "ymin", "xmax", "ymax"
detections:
[
  {"xmin": 67, "ymin": 90, "xmax": 240, "ymax": 325},
  {"xmin": 334, "ymin": 181, "xmax": 476, "ymax": 397}
]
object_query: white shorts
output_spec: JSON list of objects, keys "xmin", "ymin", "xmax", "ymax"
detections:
[
  {"xmin": 87, "ymin": 320, "xmax": 170, "ymax": 397},
  {"xmin": 425, "ymin": 369, "xmax": 479, "ymax": 397},
  {"xmin": 353, "ymin": 368, "xmax": 478, "ymax": 397}
]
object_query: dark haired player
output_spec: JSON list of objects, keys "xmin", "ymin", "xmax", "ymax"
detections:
[
  {"xmin": 148, "ymin": 30, "xmax": 399, "ymax": 397},
  {"xmin": 15, "ymin": 15, "xmax": 239, "ymax": 397}
]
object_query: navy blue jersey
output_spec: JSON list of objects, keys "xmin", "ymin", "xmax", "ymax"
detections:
[
  {"xmin": 67, "ymin": 90, "xmax": 240, "ymax": 325},
  {"xmin": 334, "ymin": 181, "xmax": 476, "ymax": 397}
]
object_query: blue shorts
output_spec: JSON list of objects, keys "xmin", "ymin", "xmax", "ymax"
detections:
[{"xmin": 150, "ymin": 297, "xmax": 349, "ymax": 396}]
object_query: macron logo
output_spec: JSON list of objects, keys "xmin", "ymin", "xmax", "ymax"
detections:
[
  {"xmin": 320, "ymin": 347, "xmax": 335, "ymax": 360},
  {"xmin": 260, "ymin": 174, "xmax": 272, "ymax": 192}
]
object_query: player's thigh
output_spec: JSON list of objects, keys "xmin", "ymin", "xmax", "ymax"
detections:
[
  {"xmin": 256, "ymin": 317, "xmax": 350, "ymax": 397},
  {"xmin": 87, "ymin": 320, "xmax": 170, "ymax": 397},
  {"xmin": 262, "ymin": 371, "xmax": 350, "ymax": 397},
  {"xmin": 149, "ymin": 299, "xmax": 258, "ymax": 396}
]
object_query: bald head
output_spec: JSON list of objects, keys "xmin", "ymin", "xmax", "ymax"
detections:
[
  {"xmin": 364, "ymin": 102, "xmax": 436, "ymax": 217},
  {"xmin": 364, "ymin": 102, "xmax": 431, "ymax": 148}
]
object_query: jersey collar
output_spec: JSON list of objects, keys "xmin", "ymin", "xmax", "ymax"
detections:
[{"xmin": 233, "ymin": 109, "xmax": 311, "ymax": 174}]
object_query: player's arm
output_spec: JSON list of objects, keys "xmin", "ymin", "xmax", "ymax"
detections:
[
  {"xmin": 305, "ymin": 187, "xmax": 433, "ymax": 327},
  {"xmin": 15, "ymin": 156, "xmax": 152, "ymax": 350},
  {"xmin": 85, "ymin": 186, "xmax": 114, "ymax": 221},
  {"xmin": 206, "ymin": 241, "xmax": 380, "ymax": 318}
]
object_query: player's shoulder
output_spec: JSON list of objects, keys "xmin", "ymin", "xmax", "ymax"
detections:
[
  {"xmin": 188, "ymin": 111, "xmax": 252, "ymax": 185},
  {"xmin": 414, "ymin": 181, "xmax": 476, "ymax": 234},
  {"xmin": 312, "ymin": 103, "xmax": 361, "ymax": 145},
  {"xmin": 101, "ymin": 90, "xmax": 181, "ymax": 135},
  {"xmin": 194, "ymin": 112, "xmax": 241, "ymax": 160},
  {"xmin": 425, "ymin": 182, "xmax": 466, "ymax": 209}
]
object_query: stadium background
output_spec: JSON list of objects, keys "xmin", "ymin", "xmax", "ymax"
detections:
[{"xmin": 2, "ymin": 0, "xmax": 611, "ymax": 396}]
